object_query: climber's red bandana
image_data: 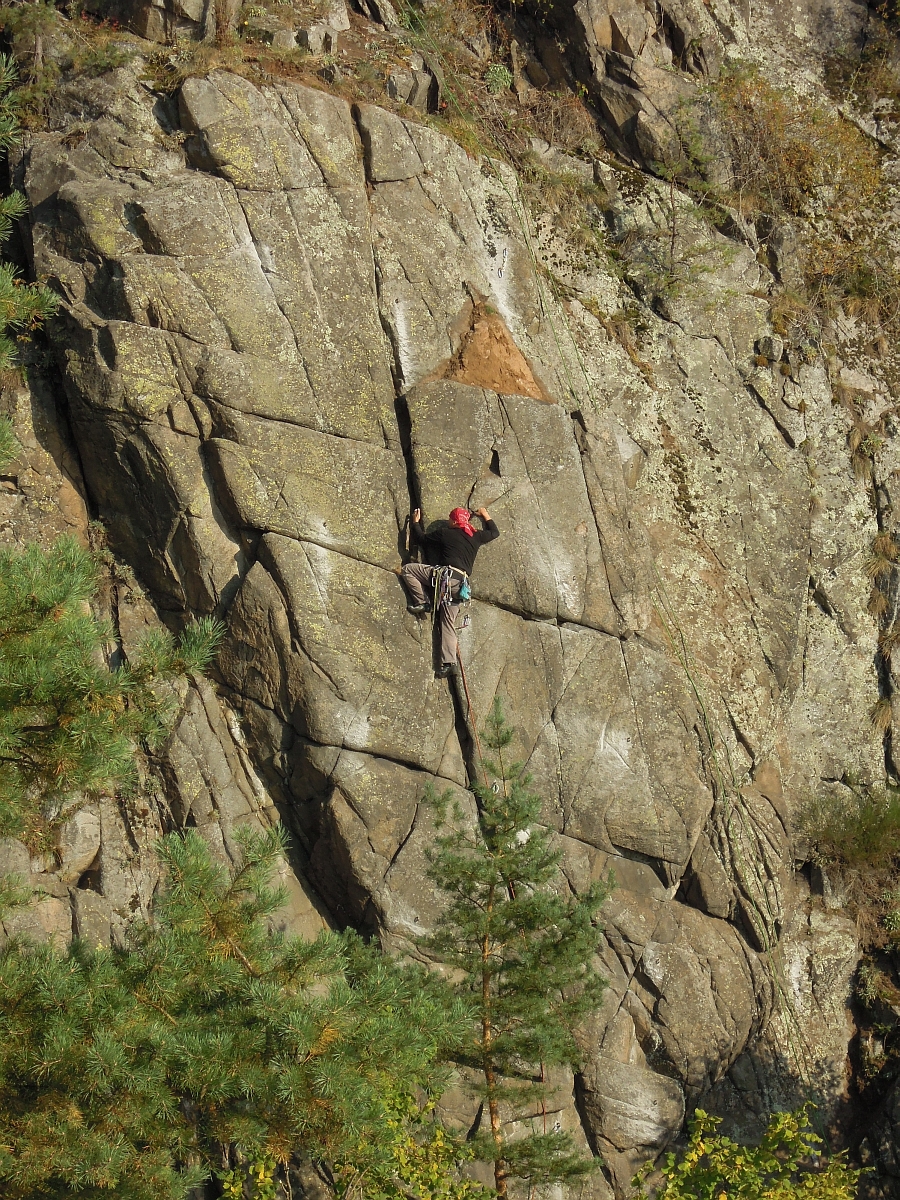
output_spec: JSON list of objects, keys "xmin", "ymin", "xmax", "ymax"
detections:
[{"xmin": 449, "ymin": 507, "xmax": 476, "ymax": 537}]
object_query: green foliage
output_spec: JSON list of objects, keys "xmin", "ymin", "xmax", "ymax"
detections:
[
  {"xmin": 220, "ymin": 1156, "xmax": 278, "ymax": 1200},
  {"xmin": 612, "ymin": 177, "xmax": 736, "ymax": 313},
  {"xmin": 800, "ymin": 781, "xmax": 900, "ymax": 871},
  {"xmin": 0, "ymin": 10, "xmax": 58, "ymax": 124},
  {"xmin": 0, "ymin": 4, "xmax": 136, "ymax": 114},
  {"xmin": 0, "ymin": 51, "xmax": 60, "ymax": 366},
  {"xmin": 483, "ymin": 62, "xmax": 512, "ymax": 94},
  {"xmin": 0, "ymin": 535, "xmax": 222, "ymax": 843},
  {"xmin": 0, "ymin": 826, "xmax": 469, "ymax": 1200},
  {"xmin": 0, "ymin": 867, "xmax": 30, "ymax": 918},
  {"xmin": 76, "ymin": 40, "xmax": 135, "ymax": 77},
  {"xmin": 334, "ymin": 1088, "xmax": 484, "ymax": 1200},
  {"xmin": 0, "ymin": 2, "xmax": 59, "ymax": 53},
  {"xmin": 0, "ymin": 413, "xmax": 18, "ymax": 471},
  {"xmin": 423, "ymin": 698, "xmax": 609, "ymax": 1197},
  {"xmin": 0, "ymin": 255, "xmax": 60, "ymax": 370},
  {"xmin": 634, "ymin": 1105, "xmax": 862, "ymax": 1200},
  {"xmin": 883, "ymin": 885, "xmax": 900, "ymax": 935}
]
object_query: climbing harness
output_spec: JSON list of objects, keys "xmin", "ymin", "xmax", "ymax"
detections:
[{"xmin": 430, "ymin": 564, "xmax": 471, "ymax": 625}]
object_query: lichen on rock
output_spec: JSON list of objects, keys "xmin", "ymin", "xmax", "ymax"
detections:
[{"xmin": 5, "ymin": 0, "xmax": 893, "ymax": 1186}]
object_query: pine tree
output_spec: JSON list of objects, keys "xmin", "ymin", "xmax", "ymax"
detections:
[
  {"xmin": 423, "ymin": 699, "xmax": 611, "ymax": 1197},
  {"xmin": 0, "ymin": 825, "xmax": 471, "ymax": 1200},
  {"xmin": 0, "ymin": 532, "xmax": 221, "ymax": 844},
  {"xmin": 0, "ymin": 49, "xmax": 59, "ymax": 370}
]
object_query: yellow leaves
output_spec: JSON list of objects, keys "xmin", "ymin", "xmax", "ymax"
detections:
[
  {"xmin": 333, "ymin": 1086, "xmax": 480, "ymax": 1200},
  {"xmin": 633, "ymin": 1105, "xmax": 861, "ymax": 1200},
  {"xmin": 218, "ymin": 1157, "xmax": 277, "ymax": 1200},
  {"xmin": 309, "ymin": 1023, "xmax": 341, "ymax": 1056}
]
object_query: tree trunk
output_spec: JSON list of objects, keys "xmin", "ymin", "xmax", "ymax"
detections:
[{"xmin": 481, "ymin": 885, "xmax": 506, "ymax": 1198}]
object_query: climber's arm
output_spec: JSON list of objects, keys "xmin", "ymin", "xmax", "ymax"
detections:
[
  {"xmin": 409, "ymin": 508, "xmax": 426, "ymax": 546},
  {"xmin": 476, "ymin": 508, "xmax": 499, "ymax": 543}
]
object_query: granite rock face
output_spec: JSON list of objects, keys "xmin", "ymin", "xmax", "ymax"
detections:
[
  {"xmin": 12, "ymin": 20, "xmax": 882, "ymax": 1188},
  {"xmin": 0, "ymin": 367, "xmax": 326, "ymax": 955}
]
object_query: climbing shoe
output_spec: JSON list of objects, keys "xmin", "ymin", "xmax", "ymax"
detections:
[
  {"xmin": 407, "ymin": 603, "xmax": 429, "ymax": 615},
  {"xmin": 436, "ymin": 663, "xmax": 457, "ymax": 678}
]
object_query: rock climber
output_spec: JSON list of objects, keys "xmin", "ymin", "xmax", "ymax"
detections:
[{"xmin": 401, "ymin": 506, "xmax": 500, "ymax": 678}]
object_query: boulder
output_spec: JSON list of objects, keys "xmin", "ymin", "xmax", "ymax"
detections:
[
  {"xmin": 579, "ymin": 1054, "xmax": 685, "ymax": 1164},
  {"xmin": 2, "ymin": 889, "xmax": 72, "ymax": 948},
  {"xmin": 72, "ymin": 890, "xmax": 113, "ymax": 948},
  {"xmin": 55, "ymin": 807, "xmax": 101, "ymax": 882},
  {"xmin": 298, "ymin": 24, "xmax": 338, "ymax": 54},
  {"xmin": 356, "ymin": 104, "xmax": 424, "ymax": 181},
  {"xmin": 0, "ymin": 837, "xmax": 31, "ymax": 881}
]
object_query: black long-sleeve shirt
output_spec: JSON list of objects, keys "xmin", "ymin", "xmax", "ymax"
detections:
[{"xmin": 410, "ymin": 516, "xmax": 500, "ymax": 574}]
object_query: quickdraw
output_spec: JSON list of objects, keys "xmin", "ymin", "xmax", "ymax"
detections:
[{"xmin": 430, "ymin": 565, "xmax": 469, "ymax": 606}]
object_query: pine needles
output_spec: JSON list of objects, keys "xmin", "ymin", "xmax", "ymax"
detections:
[
  {"xmin": 0, "ymin": 828, "xmax": 471, "ymax": 1200},
  {"xmin": 0, "ymin": 536, "xmax": 223, "ymax": 843}
]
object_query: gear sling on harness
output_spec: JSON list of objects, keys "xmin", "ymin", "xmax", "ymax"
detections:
[{"xmin": 433, "ymin": 566, "xmax": 471, "ymax": 617}]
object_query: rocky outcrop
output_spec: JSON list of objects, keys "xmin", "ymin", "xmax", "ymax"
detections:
[
  {"xmin": 516, "ymin": 0, "xmax": 873, "ymax": 168},
  {"xmin": 9, "ymin": 10, "xmax": 884, "ymax": 1186},
  {"xmin": 0, "ymin": 367, "xmax": 325, "ymax": 951}
]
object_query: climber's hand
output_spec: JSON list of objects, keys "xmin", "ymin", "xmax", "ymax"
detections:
[
  {"xmin": 477, "ymin": 507, "xmax": 490, "ymax": 520},
  {"xmin": 412, "ymin": 508, "xmax": 421, "ymax": 523}
]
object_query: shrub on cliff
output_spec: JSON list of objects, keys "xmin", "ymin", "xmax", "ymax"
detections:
[
  {"xmin": 634, "ymin": 1105, "xmax": 862, "ymax": 1200},
  {"xmin": 800, "ymin": 780, "xmax": 900, "ymax": 873},
  {"xmin": 711, "ymin": 67, "xmax": 880, "ymax": 223},
  {"xmin": 0, "ymin": 825, "xmax": 473, "ymax": 1200},
  {"xmin": 422, "ymin": 699, "xmax": 609, "ymax": 1197},
  {"xmin": 0, "ymin": 51, "xmax": 58, "ymax": 360}
]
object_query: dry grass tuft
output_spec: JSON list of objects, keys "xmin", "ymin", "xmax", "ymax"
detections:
[
  {"xmin": 879, "ymin": 623, "xmax": 900, "ymax": 659},
  {"xmin": 871, "ymin": 696, "xmax": 894, "ymax": 734},
  {"xmin": 671, "ymin": 65, "xmax": 900, "ymax": 342},
  {"xmin": 866, "ymin": 554, "xmax": 894, "ymax": 581},
  {"xmin": 852, "ymin": 449, "xmax": 873, "ymax": 481},
  {"xmin": 869, "ymin": 587, "xmax": 890, "ymax": 617},
  {"xmin": 874, "ymin": 531, "xmax": 900, "ymax": 561}
]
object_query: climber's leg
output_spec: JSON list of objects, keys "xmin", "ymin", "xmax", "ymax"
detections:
[
  {"xmin": 438, "ymin": 584, "xmax": 461, "ymax": 668},
  {"xmin": 400, "ymin": 562, "xmax": 433, "ymax": 610}
]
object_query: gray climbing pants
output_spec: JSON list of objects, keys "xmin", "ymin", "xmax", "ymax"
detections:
[{"xmin": 401, "ymin": 563, "xmax": 462, "ymax": 666}]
